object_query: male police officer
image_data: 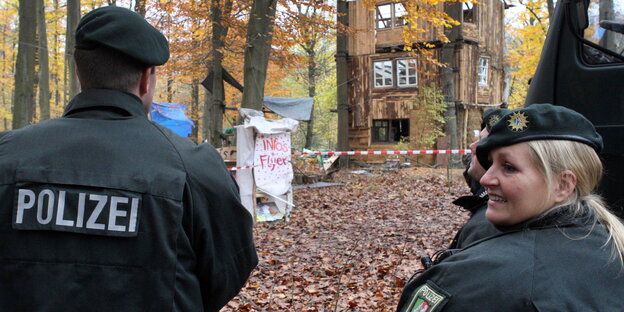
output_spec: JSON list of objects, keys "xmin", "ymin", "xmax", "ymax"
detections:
[
  {"xmin": 0, "ymin": 6, "xmax": 257, "ymax": 312},
  {"xmin": 448, "ymin": 108, "xmax": 509, "ymax": 249}
]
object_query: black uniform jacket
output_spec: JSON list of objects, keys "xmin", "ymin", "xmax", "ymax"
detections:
[
  {"xmin": 0, "ymin": 89, "xmax": 258, "ymax": 311},
  {"xmin": 448, "ymin": 184, "xmax": 499, "ymax": 249},
  {"xmin": 396, "ymin": 207, "xmax": 624, "ymax": 312}
]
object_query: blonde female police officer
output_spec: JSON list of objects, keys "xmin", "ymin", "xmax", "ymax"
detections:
[
  {"xmin": 0, "ymin": 6, "xmax": 257, "ymax": 312},
  {"xmin": 396, "ymin": 104, "xmax": 624, "ymax": 311}
]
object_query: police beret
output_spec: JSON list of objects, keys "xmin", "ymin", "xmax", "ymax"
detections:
[
  {"xmin": 75, "ymin": 6, "xmax": 169, "ymax": 66},
  {"xmin": 476, "ymin": 104, "xmax": 603, "ymax": 169},
  {"xmin": 481, "ymin": 108, "xmax": 510, "ymax": 131}
]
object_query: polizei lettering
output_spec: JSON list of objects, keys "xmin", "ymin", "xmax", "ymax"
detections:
[{"xmin": 13, "ymin": 185, "xmax": 141, "ymax": 237}]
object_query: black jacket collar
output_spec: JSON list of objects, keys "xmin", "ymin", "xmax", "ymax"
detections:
[
  {"xmin": 63, "ymin": 89, "xmax": 147, "ymax": 119},
  {"xmin": 495, "ymin": 204, "xmax": 594, "ymax": 233}
]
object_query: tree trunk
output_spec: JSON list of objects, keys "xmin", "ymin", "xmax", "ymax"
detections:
[
  {"xmin": 37, "ymin": 0, "xmax": 51, "ymax": 121},
  {"xmin": 240, "ymin": 0, "xmax": 277, "ymax": 116},
  {"xmin": 203, "ymin": 0, "xmax": 232, "ymax": 146},
  {"xmin": 191, "ymin": 81, "xmax": 200, "ymax": 143},
  {"xmin": 441, "ymin": 2, "xmax": 461, "ymax": 151},
  {"xmin": 304, "ymin": 45, "xmax": 316, "ymax": 149},
  {"xmin": 134, "ymin": 0, "xmax": 146, "ymax": 16},
  {"xmin": 65, "ymin": 0, "xmax": 80, "ymax": 101},
  {"xmin": 0, "ymin": 18, "xmax": 11, "ymax": 129},
  {"xmin": 203, "ymin": 91, "xmax": 210, "ymax": 143},
  {"xmin": 12, "ymin": 0, "xmax": 38, "ymax": 129},
  {"xmin": 336, "ymin": 0, "xmax": 349, "ymax": 168},
  {"xmin": 167, "ymin": 79, "xmax": 173, "ymax": 102},
  {"xmin": 547, "ymin": 0, "xmax": 554, "ymax": 22},
  {"xmin": 52, "ymin": 0, "xmax": 61, "ymax": 112}
]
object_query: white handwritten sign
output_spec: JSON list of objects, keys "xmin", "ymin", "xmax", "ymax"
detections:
[{"xmin": 253, "ymin": 133, "xmax": 293, "ymax": 195}]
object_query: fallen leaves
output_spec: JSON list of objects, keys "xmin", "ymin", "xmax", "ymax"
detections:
[{"xmin": 221, "ymin": 168, "xmax": 469, "ymax": 311}]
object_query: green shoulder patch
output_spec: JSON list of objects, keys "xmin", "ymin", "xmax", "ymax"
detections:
[{"xmin": 403, "ymin": 281, "xmax": 450, "ymax": 312}]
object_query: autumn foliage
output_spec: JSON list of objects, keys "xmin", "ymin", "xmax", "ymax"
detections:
[
  {"xmin": 2, "ymin": 0, "xmax": 472, "ymax": 138},
  {"xmin": 506, "ymin": 0, "xmax": 550, "ymax": 108},
  {"xmin": 224, "ymin": 169, "xmax": 469, "ymax": 311}
]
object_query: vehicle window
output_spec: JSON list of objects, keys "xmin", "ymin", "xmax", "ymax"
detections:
[{"xmin": 582, "ymin": 0, "xmax": 624, "ymax": 64}]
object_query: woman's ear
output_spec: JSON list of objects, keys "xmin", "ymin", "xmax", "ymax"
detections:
[{"xmin": 553, "ymin": 170, "xmax": 577, "ymax": 203}]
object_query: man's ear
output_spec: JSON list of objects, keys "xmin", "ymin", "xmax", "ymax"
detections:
[
  {"xmin": 553, "ymin": 170, "xmax": 577, "ymax": 203},
  {"xmin": 138, "ymin": 67, "xmax": 154, "ymax": 96}
]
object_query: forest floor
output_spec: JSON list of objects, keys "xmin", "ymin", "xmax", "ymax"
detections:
[{"xmin": 223, "ymin": 166, "xmax": 471, "ymax": 312}]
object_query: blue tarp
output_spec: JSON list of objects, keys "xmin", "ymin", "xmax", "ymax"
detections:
[{"xmin": 150, "ymin": 102, "xmax": 194, "ymax": 137}]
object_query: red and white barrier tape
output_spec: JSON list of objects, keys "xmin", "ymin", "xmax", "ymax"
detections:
[
  {"xmin": 227, "ymin": 165, "xmax": 255, "ymax": 171},
  {"xmin": 292, "ymin": 149, "xmax": 471, "ymax": 156},
  {"xmin": 227, "ymin": 149, "xmax": 470, "ymax": 171}
]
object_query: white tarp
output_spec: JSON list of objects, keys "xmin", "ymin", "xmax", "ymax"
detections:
[
  {"xmin": 254, "ymin": 133, "xmax": 292, "ymax": 195},
  {"xmin": 235, "ymin": 126, "xmax": 256, "ymax": 216},
  {"xmin": 236, "ymin": 108, "xmax": 298, "ymax": 216}
]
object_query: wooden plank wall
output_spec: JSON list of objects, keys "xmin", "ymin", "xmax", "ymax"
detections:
[
  {"xmin": 348, "ymin": 51, "xmax": 443, "ymax": 151},
  {"xmin": 348, "ymin": 1, "xmax": 375, "ymax": 56},
  {"xmin": 475, "ymin": 0, "xmax": 506, "ymax": 104},
  {"xmin": 348, "ymin": 56, "xmax": 371, "ymax": 129},
  {"xmin": 351, "ymin": 1, "xmax": 443, "ymax": 50},
  {"xmin": 456, "ymin": 0, "xmax": 506, "ymax": 106},
  {"xmin": 456, "ymin": 44, "xmax": 479, "ymax": 105}
]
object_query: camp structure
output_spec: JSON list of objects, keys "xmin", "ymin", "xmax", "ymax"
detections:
[
  {"xmin": 345, "ymin": 0, "xmax": 508, "ymax": 158},
  {"xmin": 150, "ymin": 102, "xmax": 194, "ymax": 137}
]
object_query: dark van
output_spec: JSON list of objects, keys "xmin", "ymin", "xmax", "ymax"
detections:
[{"xmin": 525, "ymin": 0, "xmax": 624, "ymax": 215}]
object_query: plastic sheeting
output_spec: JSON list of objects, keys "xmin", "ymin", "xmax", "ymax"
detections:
[
  {"xmin": 236, "ymin": 108, "xmax": 299, "ymax": 216},
  {"xmin": 150, "ymin": 102, "xmax": 194, "ymax": 137},
  {"xmin": 263, "ymin": 96, "xmax": 313, "ymax": 121}
]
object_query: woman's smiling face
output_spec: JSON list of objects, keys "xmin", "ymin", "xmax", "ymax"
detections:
[{"xmin": 479, "ymin": 142, "xmax": 555, "ymax": 226}]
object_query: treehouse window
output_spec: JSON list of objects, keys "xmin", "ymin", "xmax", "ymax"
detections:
[
  {"xmin": 376, "ymin": 4, "xmax": 392, "ymax": 29},
  {"xmin": 376, "ymin": 3, "xmax": 407, "ymax": 29},
  {"xmin": 394, "ymin": 3, "xmax": 407, "ymax": 27},
  {"xmin": 397, "ymin": 58, "xmax": 418, "ymax": 87},
  {"xmin": 372, "ymin": 119, "xmax": 409, "ymax": 143},
  {"xmin": 463, "ymin": 2, "xmax": 475, "ymax": 23},
  {"xmin": 374, "ymin": 60, "xmax": 394, "ymax": 88},
  {"xmin": 374, "ymin": 58, "xmax": 418, "ymax": 89},
  {"xmin": 478, "ymin": 56, "xmax": 489, "ymax": 87}
]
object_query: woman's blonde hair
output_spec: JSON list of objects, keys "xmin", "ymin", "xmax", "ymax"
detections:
[{"xmin": 528, "ymin": 140, "xmax": 624, "ymax": 266}]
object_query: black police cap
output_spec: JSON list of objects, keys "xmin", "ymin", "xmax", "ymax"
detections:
[
  {"xmin": 75, "ymin": 6, "xmax": 169, "ymax": 66},
  {"xmin": 476, "ymin": 104, "xmax": 603, "ymax": 169},
  {"xmin": 481, "ymin": 108, "xmax": 511, "ymax": 132}
]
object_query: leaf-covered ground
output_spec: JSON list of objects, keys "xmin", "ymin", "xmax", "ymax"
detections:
[{"xmin": 223, "ymin": 168, "xmax": 470, "ymax": 312}]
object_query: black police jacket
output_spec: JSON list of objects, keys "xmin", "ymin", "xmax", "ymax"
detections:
[
  {"xmin": 396, "ymin": 207, "xmax": 624, "ymax": 312},
  {"xmin": 0, "ymin": 89, "xmax": 258, "ymax": 311},
  {"xmin": 448, "ymin": 185, "xmax": 499, "ymax": 249}
]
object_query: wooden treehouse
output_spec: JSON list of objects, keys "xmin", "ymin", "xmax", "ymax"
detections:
[{"xmin": 346, "ymin": 0, "xmax": 508, "ymax": 162}]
